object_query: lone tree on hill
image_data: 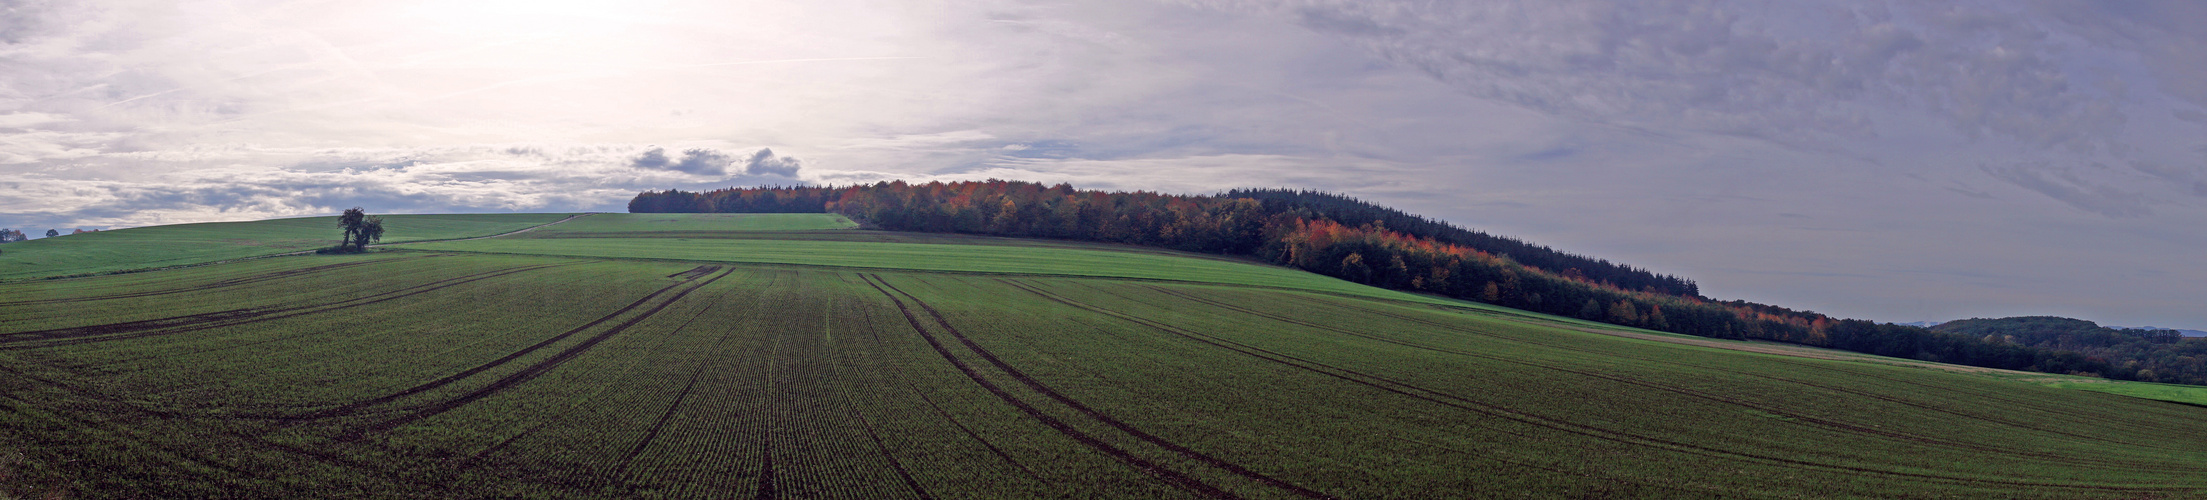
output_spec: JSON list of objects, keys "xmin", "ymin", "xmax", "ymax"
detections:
[
  {"xmin": 45, "ymin": 229, "xmax": 58, "ymax": 237},
  {"xmin": 336, "ymin": 207, "xmax": 385, "ymax": 252}
]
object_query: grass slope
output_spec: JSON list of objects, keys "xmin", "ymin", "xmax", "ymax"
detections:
[
  {"xmin": 0, "ymin": 213, "xmax": 572, "ymax": 281},
  {"xmin": 1, "ymin": 213, "xmax": 2203, "ymax": 499}
]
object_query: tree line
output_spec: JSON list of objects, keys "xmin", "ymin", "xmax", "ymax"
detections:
[
  {"xmin": 630, "ymin": 180, "xmax": 2168, "ymax": 383},
  {"xmin": 1932, "ymin": 317, "xmax": 2206, "ymax": 385}
]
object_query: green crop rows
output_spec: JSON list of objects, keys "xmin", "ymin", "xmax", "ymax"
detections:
[{"xmin": 2, "ymin": 214, "xmax": 2203, "ymax": 498}]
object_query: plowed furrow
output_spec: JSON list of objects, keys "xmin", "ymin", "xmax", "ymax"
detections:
[
  {"xmin": 856, "ymin": 274, "xmax": 1242, "ymax": 500},
  {"xmin": 998, "ymin": 279, "xmax": 2187, "ymax": 493}
]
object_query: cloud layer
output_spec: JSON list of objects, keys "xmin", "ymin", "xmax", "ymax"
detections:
[{"xmin": 4, "ymin": 0, "xmax": 2207, "ymax": 329}]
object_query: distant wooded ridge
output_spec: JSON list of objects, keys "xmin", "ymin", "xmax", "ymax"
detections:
[{"xmin": 629, "ymin": 181, "xmax": 2198, "ymax": 385}]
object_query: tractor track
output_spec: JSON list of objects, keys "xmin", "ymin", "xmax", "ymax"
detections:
[
  {"xmin": 840, "ymin": 394, "xmax": 936, "ymax": 500},
  {"xmin": 911, "ymin": 387, "xmax": 1043, "ymax": 483},
  {"xmin": 0, "ymin": 263, "xmax": 570, "ymax": 350},
  {"xmin": 1388, "ymin": 436, "xmax": 1725, "ymax": 498},
  {"xmin": 338, "ymin": 267, "xmax": 738, "ymax": 440},
  {"xmin": 0, "ymin": 363, "xmax": 456, "ymax": 496},
  {"xmin": 856, "ymin": 274, "xmax": 1246, "ymax": 500},
  {"xmin": 297, "ymin": 265, "xmax": 727, "ymax": 423},
  {"xmin": 1129, "ymin": 284, "xmax": 2184, "ymax": 472},
  {"xmin": 1241, "ymin": 288, "xmax": 2204, "ymax": 460},
  {"xmin": 618, "ymin": 301, "xmax": 734, "ymax": 472},
  {"xmin": 0, "ymin": 256, "xmax": 429, "ymax": 307},
  {"xmin": 996, "ymin": 279, "xmax": 2192, "ymax": 494},
  {"xmin": 879, "ymin": 277, "xmax": 1340, "ymax": 500}
]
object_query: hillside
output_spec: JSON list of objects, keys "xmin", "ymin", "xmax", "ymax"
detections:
[
  {"xmin": 1933, "ymin": 317, "xmax": 2207, "ymax": 384},
  {"xmin": 1, "ymin": 213, "xmax": 2204, "ymax": 498},
  {"xmin": 0, "ymin": 213, "xmax": 572, "ymax": 280},
  {"xmin": 629, "ymin": 182, "xmax": 2143, "ymax": 383}
]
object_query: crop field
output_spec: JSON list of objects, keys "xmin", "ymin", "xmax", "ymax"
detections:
[
  {"xmin": 0, "ymin": 213, "xmax": 573, "ymax": 280},
  {"xmin": 2045, "ymin": 380, "xmax": 2207, "ymax": 407},
  {"xmin": 404, "ymin": 215, "xmax": 1493, "ymax": 310},
  {"xmin": 2, "ymin": 214, "xmax": 2204, "ymax": 498}
]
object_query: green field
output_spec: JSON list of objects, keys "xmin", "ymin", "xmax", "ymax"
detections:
[
  {"xmin": 2046, "ymin": 380, "xmax": 2207, "ymax": 407},
  {"xmin": 2, "ymin": 214, "xmax": 2204, "ymax": 498},
  {"xmin": 0, "ymin": 213, "xmax": 573, "ymax": 280},
  {"xmin": 528, "ymin": 212, "xmax": 859, "ymax": 233}
]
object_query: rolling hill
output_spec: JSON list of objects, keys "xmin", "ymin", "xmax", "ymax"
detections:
[{"xmin": 1, "ymin": 213, "xmax": 2204, "ymax": 498}]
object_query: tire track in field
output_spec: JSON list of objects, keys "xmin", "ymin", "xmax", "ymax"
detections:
[
  {"xmin": 873, "ymin": 275, "xmax": 1342, "ymax": 499},
  {"xmin": 0, "ymin": 364, "xmax": 458, "ymax": 496},
  {"xmin": 470, "ymin": 282, "xmax": 736, "ymax": 474},
  {"xmin": 882, "ymin": 277, "xmax": 1340, "ymax": 500},
  {"xmin": 1748, "ymin": 356, "xmax": 2201, "ymax": 440},
  {"xmin": 297, "ymin": 266, "xmax": 724, "ymax": 423},
  {"xmin": 1388, "ymin": 436, "xmax": 1717, "ymax": 498},
  {"xmin": 0, "ymin": 255, "xmax": 432, "ymax": 307},
  {"xmin": 997, "ymin": 279, "xmax": 2193, "ymax": 494},
  {"xmin": 836, "ymin": 388, "xmax": 937, "ymax": 500},
  {"xmin": 0, "ymin": 263, "xmax": 571, "ymax": 350},
  {"xmin": 1280, "ymin": 291, "xmax": 2192, "ymax": 438},
  {"xmin": 855, "ymin": 274, "xmax": 1246, "ymax": 500},
  {"xmin": 617, "ymin": 300, "xmax": 736, "ymax": 472},
  {"xmin": 910, "ymin": 387, "xmax": 1043, "ymax": 483},
  {"xmin": 826, "ymin": 278, "xmax": 991, "ymax": 497},
  {"xmin": 1237, "ymin": 289, "xmax": 2205, "ymax": 461},
  {"xmin": 817, "ymin": 291, "xmax": 942, "ymax": 500},
  {"xmin": 1131, "ymin": 285, "xmax": 2185, "ymax": 472},
  {"xmin": 337, "ymin": 267, "xmax": 737, "ymax": 439}
]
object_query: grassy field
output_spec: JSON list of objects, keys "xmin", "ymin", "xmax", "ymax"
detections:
[
  {"xmin": 527, "ymin": 212, "xmax": 858, "ymax": 233},
  {"xmin": 2, "ymin": 213, "xmax": 2204, "ymax": 498},
  {"xmin": 0, "ymin": 213, "xmax": 572, "ymax": 281},
  {"xmin": 2046, "ymin": 380, "xmax": 2207, "ymax": 407}
]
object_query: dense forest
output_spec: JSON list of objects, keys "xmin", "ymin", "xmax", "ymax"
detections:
[{"xmin": 631, "ymin": 181, "xmax": 2181, "ymax": 384}]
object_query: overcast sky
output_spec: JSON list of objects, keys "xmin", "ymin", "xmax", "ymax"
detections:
[{"xmin": 4, "ymin": 0, "xmax": 2205, "ymax": 328}]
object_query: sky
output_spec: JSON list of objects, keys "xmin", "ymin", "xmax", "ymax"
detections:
[{"xmin": 3, "ymin": 0, "xmax": 2205, "ymax": 329}]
